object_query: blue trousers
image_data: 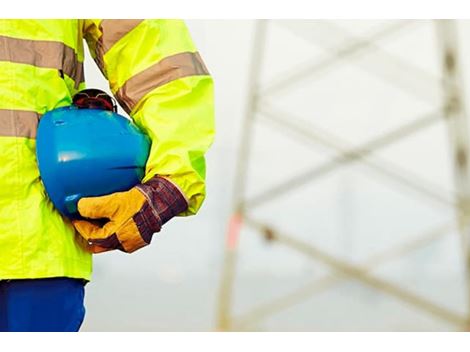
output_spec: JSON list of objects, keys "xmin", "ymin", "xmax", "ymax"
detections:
[{"xmin": 0, "ymin": 277, "xmax": 86, "ymax": 332}]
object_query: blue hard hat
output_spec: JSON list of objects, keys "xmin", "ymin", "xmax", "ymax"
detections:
[{"xmin": 36, "ymin": 103, "xmax": 151, "ymax": 219}]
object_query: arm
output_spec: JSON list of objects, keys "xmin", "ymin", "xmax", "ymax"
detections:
[{"xmin": 74, "ymin": 19, "xmax": 215, "ymax": 253}]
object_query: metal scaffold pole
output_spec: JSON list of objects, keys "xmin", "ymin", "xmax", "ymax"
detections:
[
  {"xmin": 216, "ymin": 19, "xmax": 470, "ymax": 331},
  {"xmin": 216, "ymin": 20, "xmax": 268, "ymax": 331},
  {"xmin": 435, "ymin": 20, "xmax": 470, "ymax": 329}
]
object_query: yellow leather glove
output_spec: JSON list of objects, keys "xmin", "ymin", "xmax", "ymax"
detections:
[{"xmin": 72, "ymin": 176, "xmax": 188, "ymax": 253}]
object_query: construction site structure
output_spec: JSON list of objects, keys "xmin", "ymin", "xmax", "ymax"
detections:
[{"xmin": 216, "ymin": 19, "xmax": 470, "ymax": 331}]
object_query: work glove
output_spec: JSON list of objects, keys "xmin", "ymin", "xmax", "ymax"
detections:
[{"xmin": 72, "ymin": 176, "xmax": 188, "ymax": 253}]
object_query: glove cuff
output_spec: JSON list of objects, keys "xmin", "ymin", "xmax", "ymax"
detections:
[{"xmin": 135, "ymin": 176, "xmax": 189, "ymax": 230}]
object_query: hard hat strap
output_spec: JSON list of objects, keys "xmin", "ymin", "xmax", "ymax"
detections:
[{"xmin": 72, "ymin": 89, "xmax": 117, "ymax": 112}]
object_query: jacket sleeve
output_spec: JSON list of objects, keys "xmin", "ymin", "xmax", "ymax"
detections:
[{"xmin": 82, "ymin": 19, "xmax": 215, "ymax": 215}]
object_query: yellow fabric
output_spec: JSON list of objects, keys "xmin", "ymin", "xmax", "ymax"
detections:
[
  {"xmin": 0, "ymin": 19, "xmax": 213, "ymax": 280},
  {"xmin": 104, "ymin": 20, "xmax": 197, "ymax": 90},
  {"xmin": 0, "ymin": 20, "xmax": 85, "ymax": 61},
  {"xmin": 73, "ymin": 189, "xmax": 148, "ymax": 253},
  {"xmin": 0, "ymin": 19, "xmax": 92, "ymax": 280},
  {"xmin": 0, "ymin": 62, "xmax": 74, "ymax": 112}
]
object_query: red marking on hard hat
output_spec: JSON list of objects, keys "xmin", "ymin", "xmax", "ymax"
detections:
[{"xmin": 226, "ymin": 213, "xmax": 242, "ymax": 250}]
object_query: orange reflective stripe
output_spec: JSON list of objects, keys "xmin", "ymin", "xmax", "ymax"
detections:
[
  {"xmin": 116, "ymin": 52, "xmax": 210, "ymax": 113},
  {"xmin": 94, "ymin": 19, "xmax": 143, "ymax": 72},
  {"xmin": 0, "ymin": 110, "xmax": 40, "ymax": 138},
  {"xmin": 0, "ymin": 35, "xmax": 84, "ymax": 86}
]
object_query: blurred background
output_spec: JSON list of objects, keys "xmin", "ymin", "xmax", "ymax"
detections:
[{"xmin": 81, "ymin": 20, "xmax": 470, "ymax": 331}]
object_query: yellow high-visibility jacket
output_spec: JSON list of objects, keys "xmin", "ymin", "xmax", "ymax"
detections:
[{"xmin": 0, "ymin": 20, "xmax": 214, "ymax": 280}]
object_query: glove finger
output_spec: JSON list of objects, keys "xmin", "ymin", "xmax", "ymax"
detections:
[
  {"xmin": 73, "ymin": 219, "xmax": 110, "ymax": 240},
  {"xmin": 77, "ymin": 192, "xmax": 124, "ymax": 220},
  {"xmin": 73, "ymin": 219, "xmax": 125, "ymax": 251},
  {"xmin": 74, "ymin": 233, "xmax": 113, "ymax": 253},
  {"xmin": 74, "ymin": 232, "xmax": 94, "ymax": 251},
  {"xmin": 88, "ymin": 243, "xmax": 115, "ymax": 254},
  {"xmin": 88, "ymin": 233, "xmax": 125, "ymax": 252}
]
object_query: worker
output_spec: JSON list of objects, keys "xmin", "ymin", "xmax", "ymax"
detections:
[{"xmin": 0, "ymin": 20, "xmax": 214, "ymax": 332}]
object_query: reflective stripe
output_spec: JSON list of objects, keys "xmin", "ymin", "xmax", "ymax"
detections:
[
  {"xmin": 94, "ymin": 19, "xmax": 143, "ymax": 73},
  {"xmin": 99, "ymin": 19, "xmax": 144, "ymax": 53},
  {"xmin": 0, "ymin": 110, "xmax": 40, "ymax": 138},
  {"xmin": 116, "ymin": 52, "xmax": 210, "ymax": 113},
  {"xmin": 0, "ymin": 35, "xmax": 84, "ymax": 86}
]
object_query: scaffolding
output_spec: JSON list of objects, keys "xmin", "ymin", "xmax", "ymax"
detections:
[{"xmin": 216, "ymin": 19, "xmax": 470, "ymax": 331}]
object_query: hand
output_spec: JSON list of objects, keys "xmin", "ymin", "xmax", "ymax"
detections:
[{"xmin": 72, "ymin": 176, "xmax": 188, "ymax": 253}]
